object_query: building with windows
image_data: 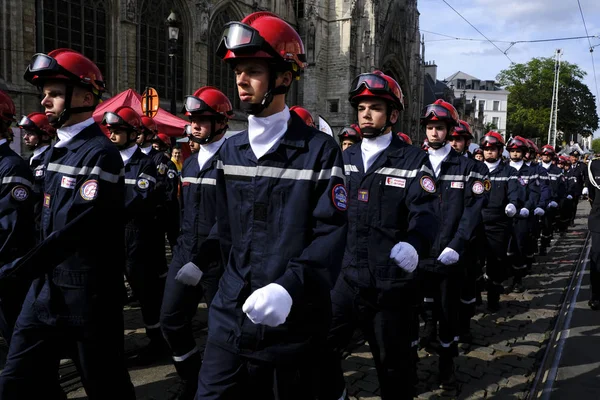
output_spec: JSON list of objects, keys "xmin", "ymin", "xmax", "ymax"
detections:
[
  {"xmin": 444, "ymin": 71, "xmax": 509, "ymax": 139},
  {"xmin": 1, "ymin": 0, "xmax": 424, "ymax": 147}
]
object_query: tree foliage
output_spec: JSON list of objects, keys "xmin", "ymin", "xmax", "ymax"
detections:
[
  {"xmin": 497, "ymin": 57, "xmax": 599, "ymax": 143},
  {"xmin": 592, "ymin": 138, "xmax": 600, "ymax": 155}
]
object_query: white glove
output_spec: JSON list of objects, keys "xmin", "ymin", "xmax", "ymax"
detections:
[
  {"xmin": 567, "ymin": 195, "xmax": 573, "ymax": 200},
  {"xmin": 548, "ymin": 201, "xmax": 559, "ymax": 208},
  {"xmin": 582, "ymin": 187, "xmax": 589, "ymax": 196},
  {"xmin": 175, "ymin": 262, "xmax": 203, "ymax": 286},
  {"xmin": 242, "ymin": 283, "xmax": 293, "ymax": 327},
  {"xmin": 519, "ymin": 208, "xmax": 530, "ymax": 218},
  {"xmin": 437, "ymin": 247, "xmax": 459, "ymax": 265},
  {"xmin": 389, "ymin": 242, "xmax": 419, "ymax": 273},
  {"xmin": 505, "ymin": 203, "xmax": 517, "ymax": 217},
  {"xmin": 534, "ymin": 207, "xmax": 545, "ymax": 216}
]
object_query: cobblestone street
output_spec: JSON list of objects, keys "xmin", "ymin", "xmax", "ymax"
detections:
[{"xmin": 66, "ymin": 203, "xmax": 592, "ymax": 399}]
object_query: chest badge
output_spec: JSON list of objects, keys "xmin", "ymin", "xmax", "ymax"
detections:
[
  {"xmin": 358, "ymin": 189, "xmax": 369, "ymax": 202},
  {"xmin": 385, "ymin": 177, "xmax": 406, "ymax": 188}
]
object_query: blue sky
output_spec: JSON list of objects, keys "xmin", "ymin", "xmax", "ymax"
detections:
[{"xmin": 419, "ymin": 0, "xmax": 600, "ymax": 137}]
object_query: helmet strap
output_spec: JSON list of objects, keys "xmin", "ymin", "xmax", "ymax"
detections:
[{"xmin": 52, "ymin": 84, "xmax": 96, "ymax": 129}]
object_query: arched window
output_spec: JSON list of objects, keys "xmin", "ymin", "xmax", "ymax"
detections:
[
  {"xmin": 139, "ymin": 0, "xmax": 184, "ymax": 102},
  {"xmin": 208, "ymin": 10, "xmax": 239, "ymax": 109},
  {"xmin": 37, "ymin": 0, "xmax": 108, "ymax": 79}
]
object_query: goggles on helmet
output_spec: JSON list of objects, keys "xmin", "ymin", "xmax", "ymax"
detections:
[
  {"xmin": 216, "ymin": 22, "xmax": 280, "ymax": 60},
  {"xmin": 421, "ymin": 104, "xmax": 455, "ymax": 121},
  {"xmin": 102, "ymin": 112, "xmax": 137, "ymax": 132},
  {"xmin": 339, "ymin": 126, "xmax": 360, "ymax": 138},
  {"xmin": 18, "ymin": 115, "xmax": 45, "ymax": 135},
  {"xmin": 480, "ymin": 135, "xmax": 503, "ymax": 148},
  {"xmin": 507, "ymin": 138, "xmax": 527, "ymax": 149},
  {"xmin": 349, "ymin": 73, "xmax": 394, "ymax": 99},
  {"xmin": 184, "ymin": 96, "xmax": 220, "ymax": 116},
  {"xmin": 25, "ymin": 53, "xmax": 104, "ymax": 92}
]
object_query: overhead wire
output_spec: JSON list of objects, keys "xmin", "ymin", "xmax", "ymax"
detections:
[
  {"xmin": 576, "ymin": 0, "xmax": 600, "ymax": 112},
  {"xmin": 440, "ymin": 0, "xmax": 514, "ymax": 63}
]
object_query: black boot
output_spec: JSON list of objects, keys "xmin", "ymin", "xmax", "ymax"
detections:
[
  {"xmin": 420, "ymin": 319, "xmax": 437, "ymax": 350},
  {"xmin": 487, "ymin": 284, "xmax": 501, "ymax": 312},
  {"xmin": 128, "ymin": 328, "xmax": 169, "ymax": 366},
  {"xmin": 438, "ymin": 347, "xmax": 457, "ymax": 390},
  {"xmin": 171, "ymin": 351, "xmax": 202, "ymax": 400},
  {"xmin": 458, "ymin": 303, "xmax": 475, "ymax": 344},
  {"xmin": 512, "ymin": 276, "xmax": 525, "ymax": 293}
]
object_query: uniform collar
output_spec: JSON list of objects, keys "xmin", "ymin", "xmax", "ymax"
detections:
[
  {"xmin": 120, "ymin": 144, "xmax": 138, "ymax": 165},
  {"xmin": 509, "ymin": 160, "xmax": 524, "ymax": 171},
  {"xmin": 485, "ymin": 159, "xmax": 501, "ymax": 172},
  {"xmin": 198, "ymin": 136, "xmax": 226, "ymax": 170},
  {"xmin": 55, "ymin": 117, "xmax": 95, "ymax": 148},
  {"xmin": 542, "ymin": 161, "xmax": 552, "ymax": 170},
  {"xmin": 140, "ymin": 145, "xmax": 152, "ymax": 155},
  {"xmin": 232, "ymin": 113, "xmax": 309, "ymax": 152},
  {"xmin": 32, "ymin": 144, "xmax": 50, "ymax": 160},
  {"xmin": 247, "ymin": 106, "xmax": 290, "ymax": 159},
  {"xmin": 0, "ymin": 138, "xmax": 7, "ymax": 147}
]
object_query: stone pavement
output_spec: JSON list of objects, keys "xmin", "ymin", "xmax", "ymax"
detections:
[{"xmin": 66, "ymin": 202, "xmax": 591, "ymax": 399}]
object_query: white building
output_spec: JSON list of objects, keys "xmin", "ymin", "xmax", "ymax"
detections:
[{"xmin": 445, "ymin": 71, "xmax": 509, "ymax": 138}]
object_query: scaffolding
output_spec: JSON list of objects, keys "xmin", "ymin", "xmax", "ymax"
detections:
[{"xmin": 547, "ymin": 49, "xmax": 562, "ymax": 148}]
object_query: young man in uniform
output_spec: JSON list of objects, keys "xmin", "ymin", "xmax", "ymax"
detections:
[
  {"xmin": 0, "ymin": 90, "xmax": 35, "ymax": 346},
  {"xmin": 338, "ymin": 124, "xmax": 361, "ymax": 151},
  {"xmin": 18, "ymin": 112, "xmax": 55, "ymax": 242},
  {"xmin": 0, "ymin": 49, "xmax": 135, "ymax": 399},
  {"xmin": 584, "ymin": 157, "xmax": 600, "ymax": 310},
  {"xmin": 190, "ymin": 12, "xmax": 347, "ymax": 399},
  {"xmin": 160, "ymin": 86, "xmax": 232, "ymax": 399},
  {"xmin": 447, "ymin": 119, "xmax": 473, "ymax": 157},
  {"xmin": 568, "ymin": 150, "xmax": 585, "ymax": 225},
  {"xmin": 419, "ymin": 100, "xmax": 489, "ymax": 388},
  {"xmin": 102, "ymin": 105, "xmax": 166, "ymax": 365},
  {"xmin": 318, "ymin": 70, "xmax": 437, "ymax": 400},
  {"xmin": 479, "ymin": 132, "xmax": 524, "ymax": 310},
  {"xmin": 539, "ymin": 145, "xmax": 566, "ymax": 255}
]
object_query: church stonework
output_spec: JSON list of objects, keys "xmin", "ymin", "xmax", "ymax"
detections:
[{"xmin": 1, "ymin": 0, "xmax": 422, "ymax": 141}]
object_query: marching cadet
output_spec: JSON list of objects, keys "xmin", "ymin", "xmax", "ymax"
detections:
[
  {"xmin": 568, "ymin": 150, "xmax": 585, "ymax": 225},
  {"xmin": 0, "ymin": 48, "xmax": 135, "ymax": 398},
  {"xmin": 319, "ymin": 70, "xmax": 437, "ymax": 400},
  {"xmin": 0, "ymin": 90, "xmax": 35, "ymax": 345},
  {"xmin": 505, "ymin": 136, "xmax": 543, "ymax": 293},
  {"xmin": 139, "ymin": 117, "xmax": 180, "ymax": 251},
  {"xmin": 290, "ymin": 105, "xmax": 315, "ymax": 127},
  {"xmin": 448, "ymin": 119, "xmax": 473, "ymax": 157},
  {"xmin": 523, "ymin": 139, "xmax": 550, "ymax": 257},
  {"xmin": 584, "ymin": 156, "xmax": 600, "ymax": 310},
  {"xmin": 419, "ymin": 100, "xmax": 489, "ymax": 389},
  {"xmin": 338, "ymin": 124, "xmax": 362, "ymax": 151},
  {"xmin": 473, "ymin": 147, "xmax": 484, "ymax": 162},
  {"xmin": 186, "ymin": 12, "xmax": 347, "ymax": 399},
  {"xmin": 539, "ymin": 145, "xmax": 566, "ymax": 255},
  {"xmin": 102, "ymin": 105, "xmax": 167, "ymax": 365},
  {"xmin": 160, "ymin": 86, "xmax": 232, "ymax": 399},
  {"xmin": 479, "ymin": 132, "xmax": 524, "ymax": 311},
  {"xmin": 18, "ymin": 112, "xmax": 55, "ymax": 242}
]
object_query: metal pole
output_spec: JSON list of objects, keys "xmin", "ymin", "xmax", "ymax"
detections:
[{"xmin": 170, "ymin": 52, "xmax": 176, "ymax": 115}]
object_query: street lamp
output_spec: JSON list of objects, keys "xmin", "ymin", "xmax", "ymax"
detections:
[{"xmin": 166, "ymin": 11, "xmax": 179, "ymax": 115}]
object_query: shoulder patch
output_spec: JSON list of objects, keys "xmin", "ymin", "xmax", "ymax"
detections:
[
  {"xmin": 420, "ymin": 176, "xmax": 436, "ymax": 193},
  {"xmin": 137, "ymin": 178, "xmax": 150, "ymax": 190},
  {"xmin": 167, "ymin": 170, "xmax": 176, "ymax": 179},
  {"xmin": 332, "ymin": 184, "xmax": 348, "ymax": 211},
  {"xmin": 11, "ymin": 185, "xmax": 29, "ymax": 201},
  {"xmin": 80, "ymin": 179, "xmax": 98, "ymax": 201},
  {"xmin": 472, "ymin": 180, "xmax": 484, "ymax": 195}
]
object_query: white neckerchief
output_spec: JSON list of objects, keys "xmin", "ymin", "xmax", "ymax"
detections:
[
  {"xmin": 54, "ymin": 117, "xmax": 95, "ymax": 148},
  {"xmin": 542, "ymin": 161, "xmax": 552, "ymax": 170},
  {"xmin": 525, "ymin": 161, "xmax": 532, "ymax": 167},
  {"xmin": 361, "ymin": 132, "xmax": 392, "ymax": 172},
  {"xmin": 248, "ymin": 106, "xmax": 290, "ymax": 160},
  {"xmin": 198, "ymin": 136, "xmax": 226, "ymax": 170},
  {"xmin": 0, "ymin": 139, "xmax": 7, "ymax": 146},
  {"xmin": 428, "ymin": 143, "xmax": 452, "ymax": 177},
  {"xmin": 509, "ymin": 160, "xmax": 524, "ymax": 171},
  {"xmin": 140, "ymin": 145, "xmax": 152, "ymax": 155},
  {"xmin": 485, "ymin": 159, "xmax": 501, "ymax": 173},
  {"xmin": 119, "ymin": 145, "xmax": 138, "ymax": 166},
  {"xmin": 30, "ymin": 145, "xmax": 50, "ymax": 165}
]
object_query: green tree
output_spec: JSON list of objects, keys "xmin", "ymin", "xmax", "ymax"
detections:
[
  {"xmin": 484, "ymin": 122, "xmax": 498, "ymax": 132},
  {"xmin": 497, "ymin": 57, "xmax": 599, "ymax": 143},
  {"xmin": 592, "ymin": 138, "xmax": 600, "ymax": 155}
]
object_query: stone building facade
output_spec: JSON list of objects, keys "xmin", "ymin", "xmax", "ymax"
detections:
[{"xmin": 1, "ymin": 0, "xmax": 422, "ymax": 146}]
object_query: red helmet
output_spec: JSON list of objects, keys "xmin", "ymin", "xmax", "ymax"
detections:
[
  {"xmin": 421, "ymin": 99, "xmax": 459, "ymax": 127},
  {"xmin": 290, "ymin": 106, "xmax": 315, "ymax": 127},
  {"xmin": 541, "ymin": 145, "xmax": 555, "ymax": 156},
  {"xmin": 217, "ymin": 12, "xmax": 306, "ymax": 74},
  {"xmin": 0, "ymin": 90, "xmax": 16, "ymax": 123},
  {"xmin": 506, "ymin": 135, "xmax": 529, "ymax": 152},
  {"xmin": 558, "ymin": 155, "xmax": 570, "ymax": 165},
  {"xmin": 525, "ymin": 138, "xmax": 539, "ymax": 154},
  {"xmin": 101, "ymin": 106, "xmax": 142, "ymax": 132},
  {"xmin": 397, "ymin": 132, "xmax": 413, "ymax": 145},
  {"xmin": 473, "ymin": 147, "xmax": 484, "ymax": 156},
  {"xmin": 157, "ymin": 133, "xmax": 171, "ymax": 147},
  {"xmin": 141, "ymin": 116, "xmax": 158, "ymax": 137},
  {"xmin": 338, "ymin": 124, "xmax": 362, "ymax": 141},
  {"xmin": 349, "ymin": 70, "xmax": 404, "ymax": 110},
  {"xmin": 184, "ymin": 86, "xmax": 234, "ymax": 119},
  {"xmin": 480, "ymin": 131, "xmax": 505, "ymax": 149},
  {"xmin": 24, "ymin": 48, "xmax": 105, "ymax": 96},
  {"xmin": 18, "ymin": 112, "xmax": 56, "ymax": 138},
  {"xmin": 451, "ymin": 120, "xmax": 473, "ymax": 140}
]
